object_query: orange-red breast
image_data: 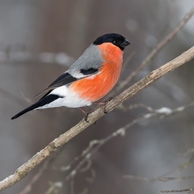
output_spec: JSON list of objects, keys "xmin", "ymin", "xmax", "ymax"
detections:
[{"xmin": 11, "ymin": 33, "xmax": 130, "ymax": 119}]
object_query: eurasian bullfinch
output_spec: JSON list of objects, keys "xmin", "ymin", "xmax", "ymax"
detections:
[{"xmin": 11, "ymin": 33, "xmax": 130, "ymax": 119}]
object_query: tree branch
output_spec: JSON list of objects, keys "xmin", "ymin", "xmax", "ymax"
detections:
[{"xmin": 0, "ymin": 46, "xmax": 194, "ymax": 191}]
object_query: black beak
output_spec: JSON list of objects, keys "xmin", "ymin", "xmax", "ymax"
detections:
[{"xmin": 123, "ymin": 39, "xmax": 130, "ymax": 46}]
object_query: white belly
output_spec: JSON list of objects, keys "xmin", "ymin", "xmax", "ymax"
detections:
[{"xmin": 36, "ymin": 85, "xmax": 91, "ymax": 109}]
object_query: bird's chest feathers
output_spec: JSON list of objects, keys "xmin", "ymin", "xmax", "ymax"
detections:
[
  {"xmin": 97, "ymin": 43, "xmax": 123, "ymax": 81},
  {"xmin": 98, "ymin": 43, "xmax": 123, "ymax": 66}
]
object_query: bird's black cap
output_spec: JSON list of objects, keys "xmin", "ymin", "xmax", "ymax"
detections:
[{"xmin": 93, "ymin": 33, "xmax": 130, "ymax": 50}]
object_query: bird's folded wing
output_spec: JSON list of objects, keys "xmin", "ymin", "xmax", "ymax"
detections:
[{"xmin": 36, "ymin": 67, "xmax": 99, "ymax": 98}]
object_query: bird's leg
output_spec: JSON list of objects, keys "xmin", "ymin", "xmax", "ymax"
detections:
[
  {"xmin": 94, "ymin": 97, "xmax": 113, "ymax": 114},
  {"xmin": 79, "ymin": 108, "xmax": 89, "ymax": 122}
]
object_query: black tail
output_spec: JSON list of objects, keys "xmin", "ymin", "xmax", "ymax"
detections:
[
  {"xmin": 11, "ymin": 94, "xmax": 61, "ymax": 120},
  {"xmin": 11, "ymin": 101, "xmax": 42, "ymax": 119}
]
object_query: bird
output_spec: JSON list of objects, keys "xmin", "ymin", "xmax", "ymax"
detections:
[{"xmin": 11, "ymin": 33, "xmax": 130, "ymax": 120}]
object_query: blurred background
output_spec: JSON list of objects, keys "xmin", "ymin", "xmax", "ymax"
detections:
[{"xmin": 0, "ymin": 0, "xmax": 194, "ymax": 193}]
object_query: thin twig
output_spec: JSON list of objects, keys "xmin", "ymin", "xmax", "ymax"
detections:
[
  {"xmin": 161, "ymin": 188, "xmax": 194, "ymax": 193},
  {"xmin": 0, "ymin": 50, "xmax": 74, "ymax": 67},
  {"xmin": 117, "ymin": 7, "xmax": 194, "ymax": 91},
  {"xmin": 123, "ymin": 175, "xmax": 194, "ymax": 183}
]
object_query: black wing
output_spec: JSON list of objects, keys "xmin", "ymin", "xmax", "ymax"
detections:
[
  {"xmin": 35, "ymin": 72, "xmax": 77, "ymax": 98},
  {"xmin": 48, "ymin": 72, "xmax": 77, "ymax": 89},
  {"xmin": 49, "ymin": 68, "xmax": 99, "ymax": 89},
  {"xmin": 36, "ymin": 67, "xmax": 99, "ymax": 98},
  {"xmin": 48, "ymin": 68, "xmax": 99, "ymax": 89}
]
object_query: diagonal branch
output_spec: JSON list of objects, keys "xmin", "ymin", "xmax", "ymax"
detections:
[{"xmin": 0, "ymin": 46, "xmax": 194, "ymax": 191}]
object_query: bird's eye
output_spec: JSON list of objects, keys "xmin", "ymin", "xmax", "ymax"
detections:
[{"xmin": 113, "ymin": 40, "xmax": 117, "ymax": 44}]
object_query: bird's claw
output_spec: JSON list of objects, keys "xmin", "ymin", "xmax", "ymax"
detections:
[{"xmin": 84, "ymin": 112, "xmax": 89, "ymax": 123}]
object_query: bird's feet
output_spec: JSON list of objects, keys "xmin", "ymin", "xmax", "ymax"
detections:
[
  {"xmin": 94, "ymin": 97, "xmax": 113, "ymax": 114},
  {"xmin": 79, "ymin": 97, "xmax": 113, "ymax": 122},
  {"xmin": 79, "ymin": 108, "xmax": 90, "ymax": 123}
]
